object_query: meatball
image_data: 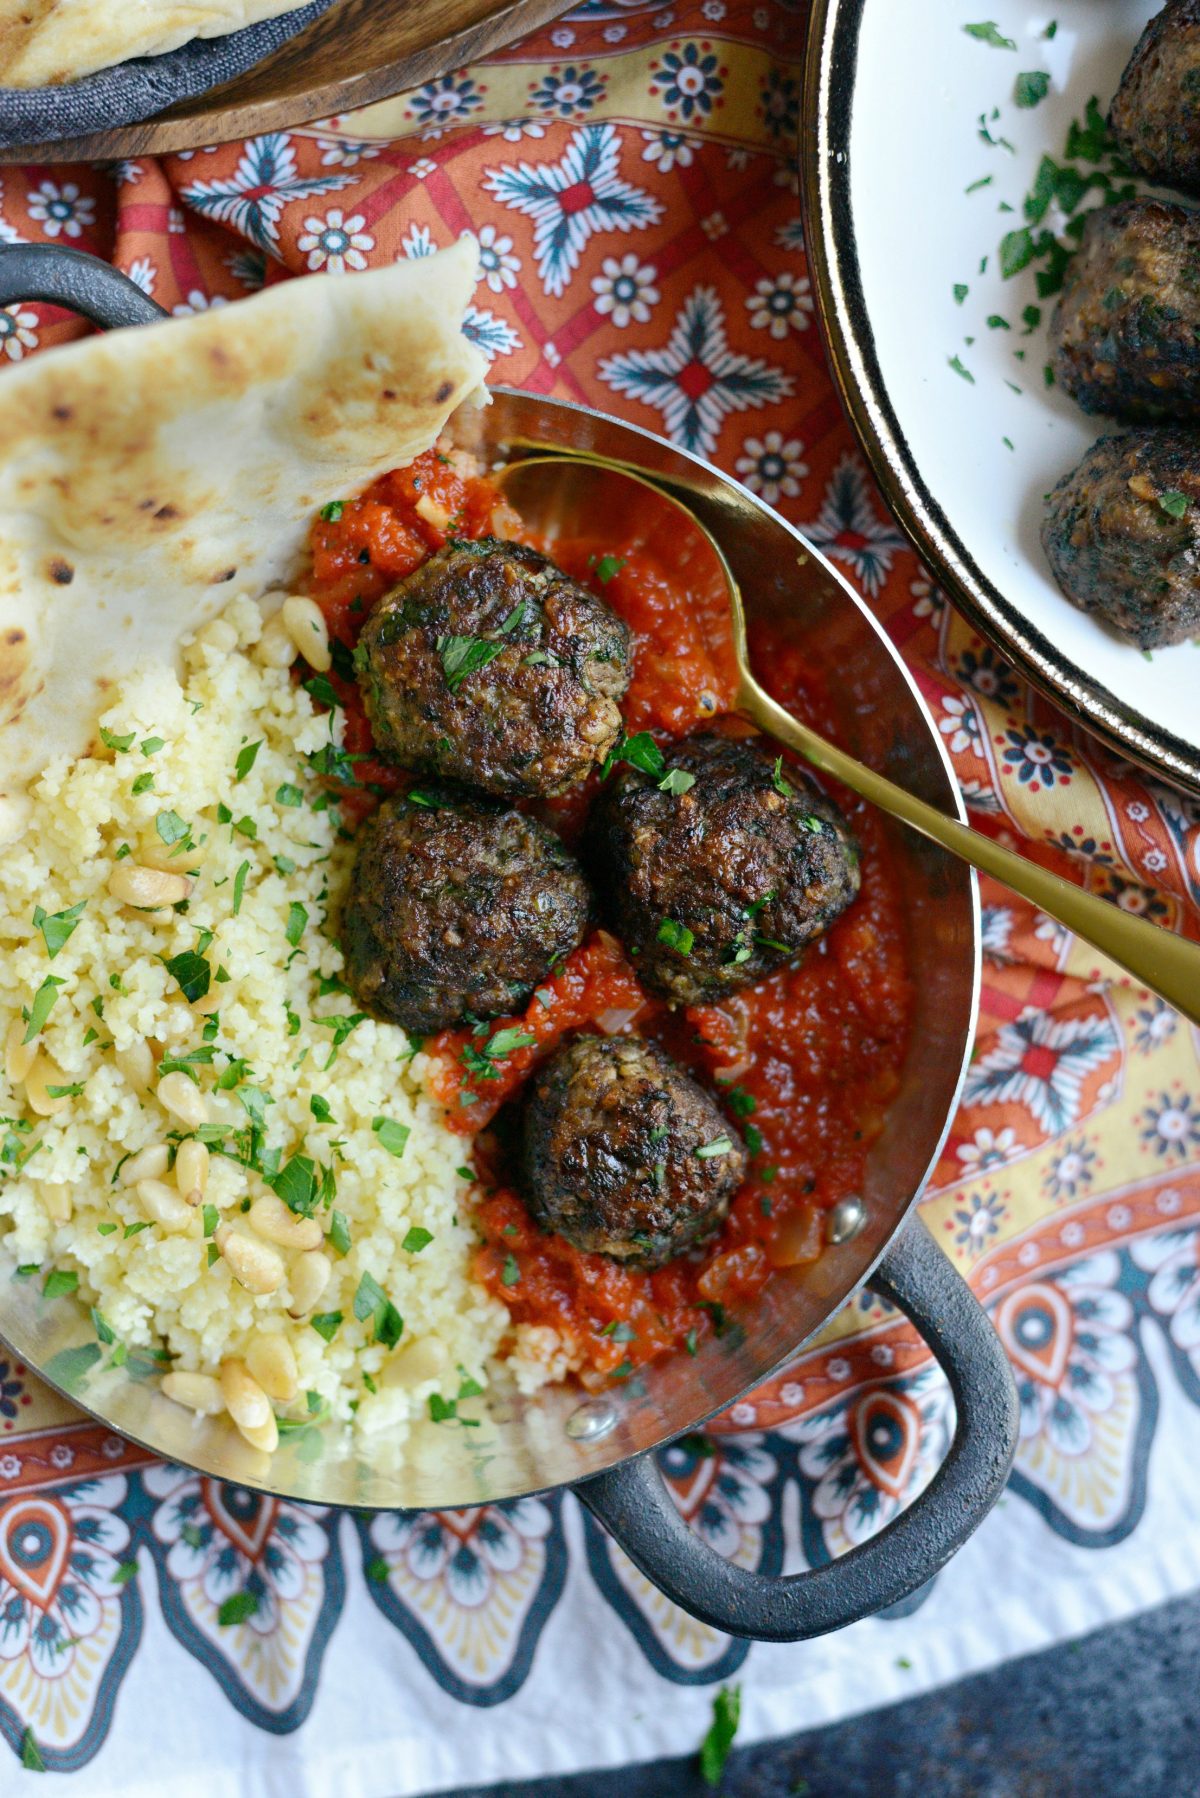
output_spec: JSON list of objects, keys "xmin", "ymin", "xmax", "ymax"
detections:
[
  {"xmin": 1048, "ymin": 199, "xmax": 1200, "ymax": 422},
  {"xmin": 1042, "ymin": 427, "xmax": 1200, "ymax": 648},
  {"xmin": 1110, "ymin": 1, "xmax": 1200, "ymax": 195},
  {"xmin": 355, "ymin": 537, "xmax": 632, "ymax": 797},
  {"xmin": 520, "ymin": 1034, "xmax": 746, "ymax": 1268},
  {"xmin": 590, "ymin": 730, "xmax": 860, "ymax": 1006},
  {"xmin": 341, "ymin": 787, "xmax": 592, "ymax": 1034}
]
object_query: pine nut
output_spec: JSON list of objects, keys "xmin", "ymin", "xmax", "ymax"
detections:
[
  {"xmin": 115, "ymin": 1039, "xmax": 155, "ymax": 1094},
  {"xmin": 4, "ymin": 1018, "xmax": 36, "ymax": 1084},
  {"xmin": 219, "ymin": 1359, "xmax": 271, "ymax": 1431},
  {"xmin": 235, "ymin": 1411, "xmax": 279, "ymax": 1454},
  {"xmin": 137, "ymin": 831, "xmax": 208, "ymax": 876},
  {"xmin": 107, "ymin": 862, "xmax": 193, "ymax": 909},
  {"xmin": 162, "ymin": 1370, "xmax": 225, "ymax": 1415},
  {"xmin": 215, "ymin": 1225, "xmax": 284, "ymax": 1295},
  {"xmin": 157, "ymin": 1071, "xmax": 208, "ymax": 1130},
  {"xmin": 137, "ymin": 1179, "xmax": 194, "ymax": 1233},
  {"xmin": 25, "ymin": 1056, "xmax": 70, "ymax": 1117},
  {"xmin": 254, "ymin": 611, "xmax": 299, "ymax": 669},
  {"xmin": 175, "ymin": 1139, "xmax": 209, "ymax": 1203},
  {"xmin": 246, "ymin": 1333, "xmax": 298, "ymax": 1403},
  {"xmin": 382, "ymin": 1335, "xmax": 447, "ymax": 1389},
  {"xmin": 288, "ymin": 1250, "xmax": 331, "ymax": 1317},
  {"xmin": 248, "ymin": 1193, "xmax": 323, "ymax": 1252},
  {"xmin": 119, "ymin": 1143, "xmax": 170, "ymax": 1187},
  {"xmin": 281, "ymin": 596, "xmax": 331, "ymax": 673}
]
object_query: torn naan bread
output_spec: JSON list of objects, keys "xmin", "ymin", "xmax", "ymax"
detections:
[
  {"xmin": 0, "ymin": 0, "xmax": 313, "ymax": 87},
  {"xmin": 0, "ymin": 237, "xmax": 488, "ymax": 839}
]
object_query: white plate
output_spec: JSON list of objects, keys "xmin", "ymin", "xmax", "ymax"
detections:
[{"xmin": 804, "ymin": 0, "xmax": 1200, "ymax": 794}]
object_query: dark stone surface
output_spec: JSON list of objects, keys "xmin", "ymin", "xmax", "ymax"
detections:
[{"xmin": 426, "ymin": 1590, "xmax": 1200, "ymax": 1797}]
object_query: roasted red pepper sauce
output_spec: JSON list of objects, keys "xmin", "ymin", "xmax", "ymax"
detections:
[{"xmin": 306, "ymin": 449, "xmax": 912, "ymax": 1386}]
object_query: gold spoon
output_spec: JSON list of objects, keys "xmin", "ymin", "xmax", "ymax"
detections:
[{"xmin": 495, "ymin": 453, "xmax": 1200, "ymax": 1027}]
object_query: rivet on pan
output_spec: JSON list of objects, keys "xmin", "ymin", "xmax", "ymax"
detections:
[
  {"xmin": 565, "ymin": 1399, "xmax": 618, "ymax": 1442},
  {"xmin": 826, "ymin": 1195, "xmax": 866, "ymax": 1245}
]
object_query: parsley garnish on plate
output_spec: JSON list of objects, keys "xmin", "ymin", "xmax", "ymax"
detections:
[
  {"xmin": 353, "ymin": 1271, "xmax": 403, "ymax": 1348},
  {"xmin": 1015, "ymin": 70, "xmax": 1050, "ymax": 109},
  {"xmin": 372, "ymin": 1117, "xmax": 411, "ymax": 1158},
  {"xmin": 23, "ymin": 975, "xmax": 65, "ymax": 1044},
  {"xmin": 1159, "ymin": 490, "xmax": 1189, "ymax": 519},
  {"xmin": 964, "ymin": 21, "xmax": 1015, "ymax": 50}
]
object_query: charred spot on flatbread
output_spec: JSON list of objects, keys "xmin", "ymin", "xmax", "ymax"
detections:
[{"xmin": 47, "ymin": 558, "xmax": 74, "ymax": 585}]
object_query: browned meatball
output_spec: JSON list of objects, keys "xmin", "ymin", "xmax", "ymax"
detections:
[
  {"xmin": 355, "ymin": 538, "xmax": 632, "ymax": 797},
  {"xmin": 1042, "ymin": 427, "xmax": 1200, "ymax": 648},
  {"xmin": 1048, "ymin": 199, "xmax": 1200, "ymax": 421},
  {"xmin": 1111, "ymin": 1, "xmax": 1200, "ymax": 194},
  {"xmin": 520, "ymin": 1034, "xmax": 745, "ymax": 1268},
  {"xmin": 342, "ymin": 787, "xmax": 592, "ymax": 1034},
  {"xmin": 589, "ymin": 730, "xmax": 860, "ymax": 1006}
]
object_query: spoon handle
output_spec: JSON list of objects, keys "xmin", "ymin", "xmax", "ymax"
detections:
[{"xmin": 744, "ymin": 680, "xmax": 1200, "ymax": 1027}]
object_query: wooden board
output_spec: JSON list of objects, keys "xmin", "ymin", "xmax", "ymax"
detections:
[{"xmin": 4, "ymin": 0, "xmax": 573, "ymax": 163}]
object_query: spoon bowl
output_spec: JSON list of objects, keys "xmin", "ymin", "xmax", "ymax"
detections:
[{"xmin": 496, "ymin": 452, "xmax": 1200, "ymax": 1027}]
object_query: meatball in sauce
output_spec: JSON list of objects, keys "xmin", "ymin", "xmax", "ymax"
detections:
[
  {"xmin": 342, "ymin": 786, "xmax": 592, "ymax": 1034},
  {"xmin": 520, "ymin": 1033, "xmax": 747, "ymax": 1269},
  {"xmin": 590, "ymin": 728, "xmax": 861, "ymax": 1005},
  {"xmin": 355, "ymin": 537, "xmax": 632, "ymax": 797}
]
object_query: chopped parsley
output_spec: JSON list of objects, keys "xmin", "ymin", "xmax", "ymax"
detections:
[
  {"xmin": 155, "ymin": 810, "xmax": 189, "ymax": 846},
  {"xmin": 232, "ymin": 859, "xmax": 251, "ymax": 916},
  {"xmin": 320, "ymin": 500, "xmax": 344, "ymax": 521},
  {"xmin": 438, "ymin": 600, "xmax": 526, "ymax": 693},
  {"xmin": 372, "ymin": 1117, "xmax": 411, "ymax": 1159},
  {"xmin": 657, "ymin": 918, "xmax": 694, "ymax": 955},
  {"xmin": 699, "ymin": 1685, "xmax": 742, "ymax": 1787},
  {"xmin": 963, "ymin": 21, "xmax": 1016, "ymax": 49},
  {"xmin": 353, "ymin": 1271, "xmax": 404, "ymax": 1348},
  {"xmin": 43, "ymin": 1268, "xmax": 78, "ymax": 1299},
  {"xmin": 771, "ymin": 755, "xmax": 791, "ymax": 797},
  {"xmin": 275, "ymin": 783, "xmax": 303, "ymax": 808},
  {"xmin": 407, "ymin": 789, "xmax": 455, "ymax": 809},
  {"xmin": 310, "ymin": 1311, "xmax": 342, "ymax": 1343},
  {"xmin": 217, "ymin": 1592, "xmax": 259, "ymax": 1627},
  {"xmin": 304, "ymin": 675, "xmax": 342, "ymax": 711},
  {"xmin": 501, "ymin": 1254, "xmax": 521, "ymax": 1287},
  {"xmin": 131, "ymin": 771, "xmax": 155, "ymax": 796},
  {"xmin": 402, "ymin": 1226, "xmax": 433, "ymax": 1254},
  {"xmin": 602, "ymin": 731, "xmax": 665, "ymax": 780},
  {"xmin": 1015, "ymin": 70, "xmax": 1050, "ymax": 108},
  {"xmin": 725, "ymin": 1087, "xmax": 755, "ymax": 1119},
  {"xmin": 32, "ymin": 900, "xmax": 86, "ymax": 960},
  {"xmin": 310, "ymin": 1094, "xmax": 334, "ymax": 1123},
  {"xmin": 329, "ymin": 1209, "xmax": 352, "ymax": 1257},
  {"xmin": 162, "ymin": 949, "xmax": 211, "ymax": 1004},
  {"xmin": 1159, "ymin": 490, "xmax": 1190, "ymax": 519},
  {"xmin": 272, "ymin": 1154, "xmax": 319, "ymax": 1217},
  {"xmin": 948, "ymin": 355, "xmax": 975, "ymax": 383},
  {"xmin": 285, "ymin": 902, "xmax": 308, "ymax": 947},
  {"xmin": 23, "ymin": 975, "xmax": 65, "ymax": 1044},
  {"xmin": 592, "ymin": 554, "xmax": 625, "ymax": 584},
  {"xmin": 657, "ymin": 767, "xmax": 695, "ymax": 796},
  {"xmin": 99, "ymin": 727, "xmax": 134, "ymax": 753}
]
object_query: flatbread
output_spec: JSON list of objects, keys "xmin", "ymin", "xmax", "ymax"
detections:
[
  {"xmin": 0, "ymin": 0, "xmax": 312, "ymax": 87},
  {"xmin": 0, "ymin": 238, "xmax": 488, "ymax": 838}
]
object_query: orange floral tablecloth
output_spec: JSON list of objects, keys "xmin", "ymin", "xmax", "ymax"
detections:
[{"xmin": 2, "ymin": 2, "xmax": 1200, "ymax": 1790}]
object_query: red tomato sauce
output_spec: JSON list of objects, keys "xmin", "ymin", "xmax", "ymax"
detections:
[{"xmin": 304, "ymin": 449, "xmax": 913, "ymax": 1387}]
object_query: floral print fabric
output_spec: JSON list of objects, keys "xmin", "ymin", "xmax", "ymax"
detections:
[{"xmin": 1, "ymin": 0, "xmax": 1199, "ymax": 1784}]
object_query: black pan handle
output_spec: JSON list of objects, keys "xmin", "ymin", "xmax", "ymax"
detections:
[
  {"xmin": 578, "ymin": 1216, "xmax": 1018, "ymax": 1642},
  {"xmin": 0, "ymin": 245, "xmax": 167, "ymax": 328}
]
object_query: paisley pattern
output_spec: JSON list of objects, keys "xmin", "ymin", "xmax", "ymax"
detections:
[{"xmin": 0, "ymin": 0, "xmax": 1198, "ymax": 1779}]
